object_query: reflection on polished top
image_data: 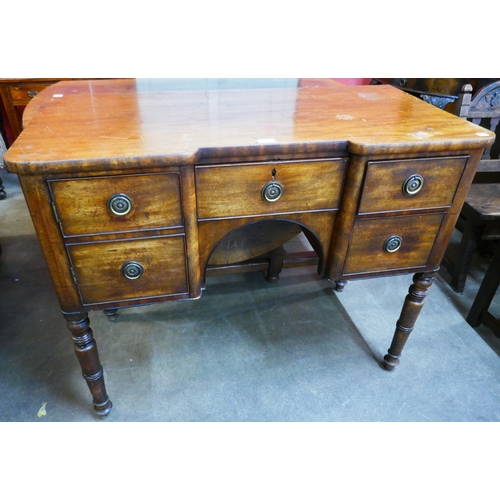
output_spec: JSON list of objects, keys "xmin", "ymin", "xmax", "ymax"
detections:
[{"xmin": 6, "ymin": 78, "xmax": 495, "ymax": 174}]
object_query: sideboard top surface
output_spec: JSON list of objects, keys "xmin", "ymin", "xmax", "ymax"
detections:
[{"xmin": 4, "ymin": 78, "xmax": 495, "ymax": 174}]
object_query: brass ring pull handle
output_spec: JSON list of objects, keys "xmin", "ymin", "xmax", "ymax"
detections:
[
  {"xmin": 384, "ymin": 236, "xmax": 403, "ymax": 253},
  {"xmin": 402, "ymin": 174, "xmax": 424, "ymax": 196},
  {"xmin": 107, "ymin": 193, "xmax": 133, "ymax": 216},
  {"xmin": 27, "ymin": 90, "xmax": 39, "ymax": 98},
  {"xmin": 261, "ymin": 181, "xmax": 284, "ymax": 202},
  {"xmin": 121, "ymin": 261, "xmax": 144, "ymax": 280}
]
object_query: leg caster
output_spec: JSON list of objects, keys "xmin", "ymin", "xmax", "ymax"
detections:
[
  {"xmin": 104, "ymin": 308, "xmax": 118, "ymax": 321},
  {"xmin": 65, "ymin": 312, "xmax": 112, "ymax": 416},
  {"xmin": 382, "ymin": 270, "xmax": 436, "ymax": 370},
  {"xmin": 334, "ymin": 280, "xmax": 348, "ymax": 292}
]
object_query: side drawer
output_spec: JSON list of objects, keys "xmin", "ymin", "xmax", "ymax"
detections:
[
  {"xmin": 8, "ymin": 83, "xmax": 51, "ymax": 103},
  {"xmin": 67, "ymin": 235, "xmax": 188, "ymax": 305},
  {"xmin": 358, "ymin": 156, "xmax": 468, "ymax": 214},
  {"xmin": 343, "ymin": 213, "xmax": 445, "ymax": 275},
  {"xmin": 49, "ymin": 173, "xmax": 183, "ymax": 237},
  {"xmin": 196, "ymin": 159, "xmax": 347, "ymax": 219}
]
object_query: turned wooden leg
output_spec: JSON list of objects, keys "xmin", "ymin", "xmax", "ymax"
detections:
[
  {"xmin": 64, "ymin": 313, "xmax": 113, "ymax": 416},
  {"xmin": 382, "ymin": 270, "xmax": 437, "ymax": 370},
  {"xmin": 266, "ymin": 246, "xmax": 286, "ymax": 284}
]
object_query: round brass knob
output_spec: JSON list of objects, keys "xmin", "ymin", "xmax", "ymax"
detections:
[
  {"xmin": 121, "ymin": 261, "xmax": 144, "ymax": 280},
  {"xmin": 27, "ymin": 90, "xmax": 39, "ymax": 98},
  {"xmin": 261, "ymin": 181, "xmax": 284, "ymax": 202},
  {"xmin": 384, "ymin": 236, "xmax": 403, "ymax": 253},
  {"xmin": 402, "ymin": 175, "xmax": 424, "ymax": 196},
  {"xmin": 107, "ymin": 194, "xmax": 133, "ymax": 216}
]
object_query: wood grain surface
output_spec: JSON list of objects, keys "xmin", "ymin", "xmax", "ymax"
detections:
[
  {"xmin": 195, "ymin": 159, "xmax": 347, "ymax": 219},
  {"xmin": 4, "ymin": 79, "xmax": 495, "ymax": 174},
  {"xmin": 68, "ymin": 235, "xmax": 188, "ymax": 305},
  {"xmin": 49, "ymin": 172, "xmax": 183, "ymax": 236},
  {"xmin": 358, "ymin": 156, "xmax": 469, "ymax": 214},
  {"xmin": 343, "ymin": 213, "xmax": 445, "ymax": 275}
]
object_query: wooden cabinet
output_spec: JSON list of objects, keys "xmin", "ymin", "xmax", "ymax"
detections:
[{"xmin": 3, "ymin": 79, "xmax": 495, "ymax": 416}]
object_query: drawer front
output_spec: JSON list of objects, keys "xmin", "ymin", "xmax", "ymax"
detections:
[
  {"xmin": 68, "ymin": 235, "xmax": 188, "ymax": 305},
  {"xmin": 358, "ymin": 156, "xmax": 468, "ymax": 214},
  {"xmin": 49, "ymin": 173, "xmax": 183, "ymax": 237},
  {"xmin": 196, "ymin": 159, "xmax": 347, "ymax": 219},
  {"xmin": 9, "ymin": 83, "xmax": 51, "ymax": 102},
  {"xmin": 344, "ymin": 213, "xmax": 445, "ymax": 275}
]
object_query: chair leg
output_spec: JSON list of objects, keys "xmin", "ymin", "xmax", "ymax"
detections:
[
  {"xmin": 467, "ymin": 242, "xmax": 500, "ymax": 328},
  {"xmin": 0, "ymin": 178, "xmax": 6, "ymax": 200},
  {"xmin": 450, "ymin": 220, "xmax": 484, "ymax": 293}
]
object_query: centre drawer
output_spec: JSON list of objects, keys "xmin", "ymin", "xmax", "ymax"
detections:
[
  {"xmin": 67, "ymin": 235, "xmax": 188, "ymax": 305},
  {"xmin": 49, "ymin": 173, "xmax": 183, "ymax": 237},
  {"xmin": 343, "ymin": 213, "xmax": 445, "ymax": 275},
  {"xmin": 358, "ymin": 156, "xmax": 468, "ymax": 214},
  {"xmin": 195, "ymin": 159, "xmax": 347, "ymax": 219}
]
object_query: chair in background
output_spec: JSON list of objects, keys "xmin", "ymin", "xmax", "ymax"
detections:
[
  {"xmin": 440, "ymin": 81, "xmax": 500, "ymax": 293},
  {"xmin": 466, "ymin": 240, "xmax": 500, "ymax": 337},
  {"xmin": 0, "ymin": 117, "xmax": 7, "ymax": 200}
]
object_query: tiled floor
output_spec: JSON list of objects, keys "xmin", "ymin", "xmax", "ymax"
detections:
[{"xmin": 1, "ymin": 167, "xmax": 500, "ymax": 422}]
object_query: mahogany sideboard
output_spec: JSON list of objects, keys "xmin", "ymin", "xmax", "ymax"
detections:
[{"xmin": 3, "ymin": 79, "xmax": 495, "ymax": 416}]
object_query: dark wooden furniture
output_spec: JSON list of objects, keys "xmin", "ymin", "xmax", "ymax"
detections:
[
  {"xmin": 466, "ymin": 240, "xmax": 500, "ymax": 336},
  {"xmin": 371, "ymin": 78, "xmax": 499, "ymax": 113},
  {"xmin": 1, "ymin": 112, "xmax": 7, "ymax": 199},
  {"xmin": 441, "ymin": 81, "xmax": 500, "ymax": 292},
  {"xmin": 3, "ymin": 79, "xmax": 494, "ymax": 416},
  {"xmin": 455, "ymin": 82, "xmax": 500, "ymax": 173},
  {"xmin": 445, "ymin": 184, "xmax": 500, "ymax": 292}
]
